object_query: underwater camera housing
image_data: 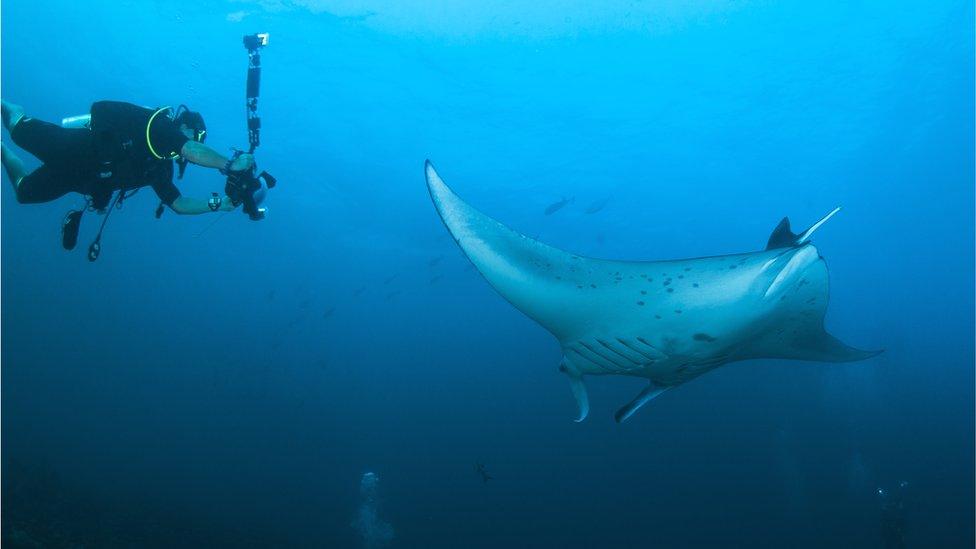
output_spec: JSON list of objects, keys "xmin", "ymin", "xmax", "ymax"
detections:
[
  {"xmin": 229, "ymin": 31, "xmax": 277, "ymax": 221},
  {"xmin": 243, "ymin": 32, "xmax": 269, "ymax": 52},
  {"xmin": 225, "ymin": 162, "xmax": 276, "ymax": 221}
]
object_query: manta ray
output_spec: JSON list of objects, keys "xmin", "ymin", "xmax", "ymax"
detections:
[{"xmin": 425, "ymin": 161, "xmax": 880, "ymax": 422}]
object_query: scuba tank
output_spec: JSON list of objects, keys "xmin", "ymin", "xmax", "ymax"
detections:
[
  {"xmin": 61, "ymin": 114, "xmax": 91, "ymax": 129},
  {"xmin": 60, "ymin": 111, "xmax": 113, "ymax": 207}
]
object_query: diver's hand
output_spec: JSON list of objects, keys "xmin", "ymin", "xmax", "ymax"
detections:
[
  {"xmin": 219, "ymin": 196, "xmax": 237, "ymax": 212},
  {"xmin": 229, "ymin": 153, "xmax": 255, "ymax": 172}
]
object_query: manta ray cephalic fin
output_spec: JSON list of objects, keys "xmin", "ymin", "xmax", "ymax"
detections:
[
  {"xmin": 561, "ymin": 359, "xmax": 590, "ymax": 422},
  {"xmin": 569, "ymin": 375, "xmax": 590, "ymax": 423}
]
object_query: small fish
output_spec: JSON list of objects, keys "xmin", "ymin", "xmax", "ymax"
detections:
[
  {"xmin": 429, "ymin": 275, "xmax": 443, "ymax": 285},
  {"xmin": 585, "ymin": 197, "xmax": 611, "ymax": 214},
  {"xmin": 288, "ymin": 310, "xmax": 308, "ymax": 327},
  {"xmin": 353, "ymin": 285, "xmax": 367, "ymax": 297},
  {"xmin": 322, "ymin": 307, "xmax": 336, "ymax": 319},
  {"xmin": 428, "ymin": 255, "xmax": 444, "ymax": 267},
  {"xmin": 475, "ymin": 462, "xmax": 493, "ymax": 483},
  {"xmin": 384, "ymin": 273, "xmax": 399, "ymax": 285},
  {"xmin": 266, "ymin": 290, "xmax": 276, "ymax": 301},
  {"xmin": 544, "ymin": 196, "xmax": 574, "ymax": 215},
  {"xmin": 300, "ymin": 298, "xmax": 312, "ymax": 309},
  {"xmin": 385, "ymin": 291, "xmax": 401, "ymax": 301}
]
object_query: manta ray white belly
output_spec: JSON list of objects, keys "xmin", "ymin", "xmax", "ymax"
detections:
[{"xmin": 425, "ymin": 161, "xmax": 880, "ymax": 422}]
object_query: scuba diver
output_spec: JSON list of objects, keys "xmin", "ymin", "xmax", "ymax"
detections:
[{"xmin": 0, "ymin": 99, "xmax": 255, "ymax": 252}]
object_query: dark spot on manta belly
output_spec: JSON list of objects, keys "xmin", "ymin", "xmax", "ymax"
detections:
[
  {"xmin": 692, "ymin": 283, "xmax": 699, "ymax": 288},
  {"xmin": 674, "ymin": 309, "xmax": 682, "ymax": 314},
  {"xmin": 667, "ymin": 288, "xmax": 674, "ymax": 293},
  {"xmin": 728, "ymin": 264, "xmax": 737, "ymax": 269},
  {"xmin": 693, "ymin": 333, "xmax": 717, "ymax": 342},
  {"xmin": 637, "ymin": 301, "xmax": 645, "ymax": 306}
]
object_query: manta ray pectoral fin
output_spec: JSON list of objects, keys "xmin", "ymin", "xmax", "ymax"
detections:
[
  {"xmin": 614, "ymin": 383, "xmax": 670, "ymax": 423},
  {"xmin": 766, "ymin": 207, "xmax": 842, "ymax": 250},
  {"xmin": 792, "ymin": 327, "xmax": 884, "ymax": 363},
  {"xmin": 754, "ymin": 316, "xmax": 884, "ymax": 363},
  {"xmin": 425, "ymin": 161, "xmax": 602, "ymax": 340}
]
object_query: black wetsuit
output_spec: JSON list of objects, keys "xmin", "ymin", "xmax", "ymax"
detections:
[{"xmin": 10, "ymin": 101, "xmax": 188, "ymax": 209}]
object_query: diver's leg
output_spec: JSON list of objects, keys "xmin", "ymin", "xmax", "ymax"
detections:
[
  {"xmin": 1, "ymin": 142, "xmax": 28, "ymax": 192},
  {"xmin": 9, "ymin": 117, "xmax": 91, "ymax": 167},
  {"xmin": 6, "ymin": 163, "xmax": 77, "ymax": 204},
  {"xmin": 1, "ymin": 100, "xmax": 26, "ymax": 132}
]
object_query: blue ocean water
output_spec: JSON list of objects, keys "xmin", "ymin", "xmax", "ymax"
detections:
[{"xmin": 1, "ymin": 1, "xmax": 973, "ymax": 547}]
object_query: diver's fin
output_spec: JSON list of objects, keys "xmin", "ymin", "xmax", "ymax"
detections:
[
  {"xmin": 614, "ymin": 383, "xmax": 669, "ymax": 423},
  {"xmin": 765, "ymin": 207, "xmax": 842, "ymax": 250},
  {"xmin": 61, "ymin": 210, "xmax": 83, "ymax": 251},
  {"xmin": 568, "ymin": 374, "xmax": 590, "ymax": 423}
]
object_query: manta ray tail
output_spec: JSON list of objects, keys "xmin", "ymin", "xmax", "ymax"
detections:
[
  {"xmin": 614, "ymin": 382, "xmax": 670, "ymax": 423},
  {"xmin": 766, "ymin": 207, "xmax": 842, "ymax": 250}
]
